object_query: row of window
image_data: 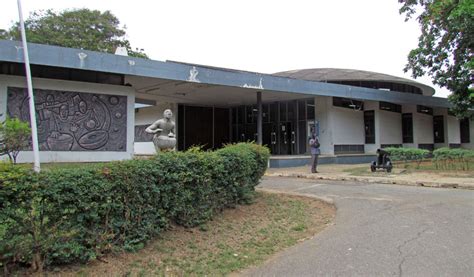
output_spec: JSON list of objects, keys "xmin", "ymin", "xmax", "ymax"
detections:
[
  {"xmin": 0, "ymin": 62, "xmax": 124, "ymax": 85},
  {"xmin": 333, "ymin": 98, "xmax": 436, "ymax": 117},
  {"xmin": 364, "ymin": 113, "xmax": 470, "ymax": 144},
  {"xmin": 327, "ymin": 80, "xmax": 423, "ymax": 95},
  {"xmin": 231, "ymin": 99, "xmax": 315, "ymax": 125}
]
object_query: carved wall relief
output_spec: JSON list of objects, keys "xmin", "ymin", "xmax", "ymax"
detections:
[
  {"xmin": 7, "ymin": 87, "xmax": 128, "ymax": 151},
  {"xmin": 134, "ymin": 125, "xmax": 154, "ymax": 142}
]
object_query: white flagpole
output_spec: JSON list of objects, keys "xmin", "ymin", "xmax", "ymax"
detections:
[{"xmin": 17, "ymin": 0, "xmax": 40, "ymax": 172}]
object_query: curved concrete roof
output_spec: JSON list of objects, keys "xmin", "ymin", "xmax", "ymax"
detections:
[{"xmin": 274, "ymin": 68, "xmax": 435, "ymax": 96}]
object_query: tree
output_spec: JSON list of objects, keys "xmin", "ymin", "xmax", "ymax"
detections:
[
  {"xmin": 399, "ymin": 0, "xmax": 473, "ymax": 118},
  {"xmin": 0, "ymin": 117, "xmax": 31, "ymax": 164},
  {"xmin": 2, "ymin": 8, "xmax": 148, "ymax": 58}
]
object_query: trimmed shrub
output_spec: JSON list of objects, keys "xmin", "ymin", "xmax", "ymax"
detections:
[
  {"xmin": 0, "ymin": 143, "xmax": 270, "ymax": 271},
  {"xmin": 433, "ymin": 147, "xmax": 474, "ymax": 170},
  {"xmin": 384, "ymin": 147, "xmax": 430, "ymax": 168}
]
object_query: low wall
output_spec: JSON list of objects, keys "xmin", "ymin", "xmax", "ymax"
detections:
[{"xmin": 269, "ymin": 154, "xmax": 376, "ymax": 168}]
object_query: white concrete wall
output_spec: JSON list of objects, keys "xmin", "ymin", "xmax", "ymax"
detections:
[
  {"xmin": 379, "ymin": 111, "xmax": 402, "ymax": 145},
  {"xmin": 330, "ymin": 106, "xmax": 365, "ymax": 145},
  {"xmin": 134, "ymin": 102, "xmax": 177, "ymax": 155},
  {"xmin": 415, "ymin": 113, "xmax": 434, "ymax": 144},
  {"xmin": 401, "ymin": 104, "xmax": 434, "ymax": 147},
  {"xmin": 316, "ymin": 96, "xmax": 369, "ymax": 155},
  {"xmin": 314, "ymin": 96, "xmax": 333, "ymax": 155},
  {"xmin": 362, "ymin": 101, "xmax": 403, "ymax": 154},
  {"xmin": 447, "ymin": 115, "xmax": 461, "ymax": 145},
  {"xmin": 0, "ymin": 75, "xmax": 135, "ymax": 163}
]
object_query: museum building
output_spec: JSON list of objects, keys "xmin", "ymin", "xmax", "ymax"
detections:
[{"xmin": 0, "ymin": 40, "xmax": 472, "ymax": 166}]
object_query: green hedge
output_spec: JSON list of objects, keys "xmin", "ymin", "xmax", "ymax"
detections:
[
  {"xmin": 384, "ymin": 147, "xmax": 430, "ymax": 167},
  {"xmin": 0, "ymin": 143, "xmax": 270, "ymax": 270},
  {"xmin": 433, "ymin": 147, "xmax": 474, "ymax": 170}
]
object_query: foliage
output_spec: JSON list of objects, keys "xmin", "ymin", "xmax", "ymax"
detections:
[
  {"xmin": 399, "ymin": 0, "xmax": 474, "ymax": 118},
  {"xmin": 2, "ymin": 8, "xmax": 148, "ymax": 58},
  {"xmin": 433, "ymin": 147, "xmax": 474, "ymax": 170},
  {"xmin": 0, "ymin": 117, "xmax": 31, "ymax": 164},
  {"xmin": 384, "ymin": 147, "xmax": 430, "ymax": 167},
  {"xmin": 0, "ymin": 143, "xmax": 269, "ymax": 272}
]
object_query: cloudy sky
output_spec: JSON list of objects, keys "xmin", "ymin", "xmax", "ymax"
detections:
[{"xmin": 0, "ymin": 0, "xmax": 450, "ymax": 97}]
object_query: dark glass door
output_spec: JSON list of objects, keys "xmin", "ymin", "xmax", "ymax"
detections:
[
  {"xmin": 278, "ymin": 122, "xmax": 295, "ymax": 155},
  {"xmin": 263, "ymin": 123, "xmax": 278, "ymax": 154}
]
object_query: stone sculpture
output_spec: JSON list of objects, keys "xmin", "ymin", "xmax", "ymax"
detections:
[{"xmin": 145, "ymin": 109, "xmax": 176, "ymax": 152}]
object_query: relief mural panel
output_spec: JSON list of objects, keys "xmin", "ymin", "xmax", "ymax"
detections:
[
  {"xmin": 134, "ymin": 125, "xmax": 154, "ymax": 142},
  {"xmin": 7, "ymin": 87, "xmax": 128, "ymax": 151}
]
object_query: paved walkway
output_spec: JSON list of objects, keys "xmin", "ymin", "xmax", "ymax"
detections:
[
  {"xmin": 240, "ymin": 177, "xmax": 474, "ymax": 277},
  {"xmin": 266, "ymin": 163, "xmax": 474, "ymax": 189}
]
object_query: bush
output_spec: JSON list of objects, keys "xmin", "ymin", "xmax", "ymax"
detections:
[
  {"xmin": 433, "ymin": 147, "xmax": 474, "ymax": 170},
  {"xmin": 0, "ymin": 143, "xmax": 270, "ymax": 272},
  {"xmin": 0, "ymin": 117, "xmax": 31, "ymax": 164},
  {"xmin": 384, "ymin": 147, "xmax": 430, "ymax": 168}
]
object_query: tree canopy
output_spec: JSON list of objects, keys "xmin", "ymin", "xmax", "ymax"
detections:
[
  {"xmin": 0, "ymin": 8, "xmax": 148, "ymax": 58},
  {"xmin": 399, "ymin": 0, "xmax": 473, "ymax": 118}
]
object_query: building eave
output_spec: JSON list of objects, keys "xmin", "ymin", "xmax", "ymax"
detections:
[{"xmin": 0, "ymin": 40, "xmax": 451, "ymax": 108}]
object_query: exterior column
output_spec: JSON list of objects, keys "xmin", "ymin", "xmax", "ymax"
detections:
[{"xmin": 257, "ymin": 91, "xmax": 263, "ymax": 145}]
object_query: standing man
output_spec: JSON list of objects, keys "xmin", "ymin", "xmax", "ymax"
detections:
[{"xmin": 309, "ymin": 134, "xmax": 320, "ymax": 173}]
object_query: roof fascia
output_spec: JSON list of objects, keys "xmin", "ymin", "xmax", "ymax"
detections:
[{"xmin": 0, "ymin": 40, "xmax": 450, "ymax": 108}]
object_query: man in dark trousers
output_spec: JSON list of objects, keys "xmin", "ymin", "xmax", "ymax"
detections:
[{"xmin": 309, "ymin": 134, "xmax": 321, "ymax": 173}]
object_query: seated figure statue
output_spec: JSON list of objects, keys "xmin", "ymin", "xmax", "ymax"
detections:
[{"xmin": 145, "ymin": 109, "xmax": 176, "ymax": 152}]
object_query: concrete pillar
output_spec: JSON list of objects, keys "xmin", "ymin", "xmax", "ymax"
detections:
[{"xmin": 257, "ymin": 91, "xmax": 263, "ymax": 145}]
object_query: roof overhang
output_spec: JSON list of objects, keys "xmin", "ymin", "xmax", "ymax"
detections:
[{"xmin": 0, "ymin": 40, "xmax": 451, "ymax": 108}]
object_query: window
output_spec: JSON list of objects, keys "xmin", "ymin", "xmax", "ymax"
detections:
[
  {"xmin": 364, "ymin": 111, "xmax": 375, "ymax": 144},
  {"xmin": 279, "ymin": 102, "xmax": 287, "ymax": 121},
  {"xmin": 460, "ymin": 118, "xmax": 470, "ymax": 143},
  {"xmin": 418, "ymin": 144, "xmax": 434, "ymax": 151},
  {"xmin": 333, "ymin": 97, "xmax": 364, "ymax": 110},
  {"xmin": 433, "ymin": 115, "xmax": 444, "ymax": 143},
  {"xmin": 307, "ymin": 98, "xmax": 315, "ymax": 119},
  {"xmin": 298, "ymin": 100, "xmax": 306, "ymax": 120},
  {"xmin": 334, "ymin": 145, "xmax": 365, "ymax": 154},
  {"xmin": 417, "ymin": 105, "xmax": 433, "ymax": 115},
  {"xmin": 381, "ymin": 144, "xmax": 402, "ymax": 148},
  {"xmin": 402, "ymin": 113, "xmax": 413, "ymax": 143},
  {"xmin": 379, "ymin": 101, "xmax": 401, "ymax": 113}
]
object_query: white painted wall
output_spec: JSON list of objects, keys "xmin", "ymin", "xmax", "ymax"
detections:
[
  {"xmin": 415, "ymin": 113, "xmax": 434, "ymax": 144},
  {"xmin": 402, "ymin": 104, "xmax": 434, "ymax": 147},
  {"xmin": 447, "ymin": 115, "xmax": 461, "ymax": 145},
  {"xmin": 314, "ymin": 96, "xmax": 333, "ymax": 155},
  {"xmin": 0, "ymin": 75, "xmax": 135, "ymax": 163},
  {"xmin": 330, "ymin": 106, "xmax": 365, "ymax": 145},
  {"xmin": 134, "ymin": 102, "xmax": 177, "ymax": 155},
  {"xmin": 362, "ymin": 101, "xmax": 403, "ymax": 154},
  {"xmin": 379, "ymin": 111, "xmax": 402, "ymax": 145}
]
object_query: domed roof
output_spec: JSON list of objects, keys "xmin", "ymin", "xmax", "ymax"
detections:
[{"xmin": 273, "ymin": 68, "xmax": 435, "ymax": 96}]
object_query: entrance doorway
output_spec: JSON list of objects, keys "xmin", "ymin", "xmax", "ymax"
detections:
[
  {"xmin": 278, "ymin": 122, "xmax": 296, "ymax": 155},
  {"xmin": 231, "ymin": 98, "xmax": 315, "ymax": 155}
]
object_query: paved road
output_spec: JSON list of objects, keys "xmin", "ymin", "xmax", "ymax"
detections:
[{"xmin": 242, "ymin": 177, "xmax": 474, "ymax": 277}]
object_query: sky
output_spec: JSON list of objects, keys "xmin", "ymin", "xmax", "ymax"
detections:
[{"xmin": 0, "ymin": 0, "xmax": 451, "ymax": 98}]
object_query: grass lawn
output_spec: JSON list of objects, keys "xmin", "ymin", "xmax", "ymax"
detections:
[{"xmin": 34, "ymin": 192, "xmax": 334, "ymax": 276}]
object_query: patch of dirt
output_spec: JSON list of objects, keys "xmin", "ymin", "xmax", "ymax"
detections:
[{"xmin": 28, "ymin": 192, "xmax": 335, "ymax": 276}]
